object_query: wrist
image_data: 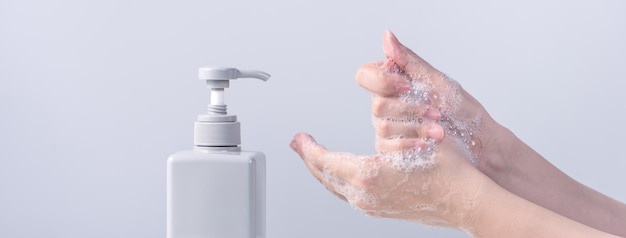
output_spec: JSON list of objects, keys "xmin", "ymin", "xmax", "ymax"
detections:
[
  {"xmin": 475, "ymin": 119, "xmax": 519, "ymax": 185},
  {"xmin": 435, "ymin": 166, "xmax": 492, "ymax": 231}
]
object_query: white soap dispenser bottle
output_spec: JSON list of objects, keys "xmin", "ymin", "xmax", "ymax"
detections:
[{"xmin": 167, "ymin": 67, "xmax": 270, "ymax": 238}]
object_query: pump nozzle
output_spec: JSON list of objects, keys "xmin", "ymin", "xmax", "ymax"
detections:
[
  {"xmin": 198, "ymin": 67, "xmax": 271, "ymax": 115},
  {"xmin": 194, "ymin": 67, "xmax": 270, "ymax": 147}
]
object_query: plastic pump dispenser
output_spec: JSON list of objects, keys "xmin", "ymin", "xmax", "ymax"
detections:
[
  {"xmin": 167, "ymin": 67, "xmax": 269, "ymax": 238},
  {"xmin": 194, "ymin": 68, "xmax": 270, "ymax": 147}
]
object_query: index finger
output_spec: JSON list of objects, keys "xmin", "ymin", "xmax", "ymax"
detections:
[
  {"xmin": 290, "ymin": 133, "xmax": 368, "ymax": 182},
  {"xmin": 355, "ymin": 62, "xmax": 410, "ymax": 97}
]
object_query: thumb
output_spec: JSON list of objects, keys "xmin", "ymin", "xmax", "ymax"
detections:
[
  {"xmin": 290, "ymin": 132, "xmax": 366, "ymax": 185},
  {"xmin": 382, "ymin": 30, "xmax": 435, "ymax": 75}
]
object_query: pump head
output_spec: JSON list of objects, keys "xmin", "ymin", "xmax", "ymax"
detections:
[
  {"xmin": 194, "ymin": 67, "xmax": 270, "ymax": 147},
  {"xmin": 199, "ymin": 67, "xmax": 270, "ymax": 115}
]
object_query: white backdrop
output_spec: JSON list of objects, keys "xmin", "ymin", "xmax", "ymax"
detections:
[{"xmin": 1, "ymin": 0, "xmax": 625, "ymax": 237}]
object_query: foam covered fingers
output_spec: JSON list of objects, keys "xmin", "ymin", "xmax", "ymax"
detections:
[
  {"xmin": 375, "ymin": 118, "xmax": 418, "ymax": 138},
  {"xmin": 356, "ymin": 62, "xmax": 410, "ymax": 97},
  {"xmin": 376, "ymin": 138, "xmax": 428, "ymax": 153},
  {"xmin": 290, "ymin": 133, "xmax": 370, "ymax": 198},
  {"xmin": 372, "ymin": 96, "xmax": 442, "ymax": 120},
  {"xmin": 374, "ymin": 116, "xmax": 445, "ymax": 139},
  {"xmin": 375, "ymin": 123, "xmax": 445, "ymax": 152},
  {"xmin": 290, "ymin": 133, "xmax": 357, "ymax": 175}
]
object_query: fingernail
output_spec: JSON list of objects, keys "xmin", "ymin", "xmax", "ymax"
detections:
[
  {"xmin": 385, "ymin": 29, "xmax": 400, "ymax": 46},
  {"xmin": 425, "ymin": 109, "xmax": 441, "ymax": 121},
  {"xmin": 289, "ymin": 138, "xmax": 298, "ymax": 151},
  {"xmin": 428, "ymin": 125, "xmax": 444, "ymax": 140},
  {"xmin": 290, "ymin": 132, "xmax": 309, "ymax": 151}
]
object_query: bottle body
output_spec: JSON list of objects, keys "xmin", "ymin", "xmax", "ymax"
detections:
[{"xmin": 166, "ymin": 147, "xmax": 266, "ymax": 238}]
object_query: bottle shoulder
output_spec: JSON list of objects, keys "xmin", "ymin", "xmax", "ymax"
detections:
[{"xmin": 167, "ymin": 149, "xmax": 265, "ymax": 163}]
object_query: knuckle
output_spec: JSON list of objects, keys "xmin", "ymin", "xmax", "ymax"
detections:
[
  {"xmin": 371, "ymin": 98, "xmax": 386, "ymax": 118},
  {"xmin": 375, "ymin": 120, "xmax": 391, "ymax": 137},
  {"xmin": 355, "ymin": 63, "xmax": 376, "ymax": 84},
  {"xmin": 354, "ymin": 66, "xmax": 366, "ymax": 84}
]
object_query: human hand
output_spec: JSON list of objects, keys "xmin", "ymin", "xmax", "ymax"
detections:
[
  {"xmin": 360, "ymin": 30, "xmax": 496, "ymax": 166},
  {"xmin": 290, "ymin": 31, "xmax": 490, "ymax": 228},
  {"xmin": 291, "ymin": 131, "xmax": 486, "ymax": 228},
  {"xmin": 291, "ymin": 30, "xmax": 626, "ymax": 238}
]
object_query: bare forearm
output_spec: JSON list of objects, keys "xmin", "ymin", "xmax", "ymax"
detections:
[
  {"xmin": 470, "ymin": 176, "xmax": 620, "ymax": 238},
  {"xmin": 482, "ymin": 126, "xmax": 626, "ymax": 236}
]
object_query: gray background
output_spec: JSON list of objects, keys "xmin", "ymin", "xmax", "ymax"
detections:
[{"xmin": 1, "ymin": 0, "xmax": 625, "ymax": 237}]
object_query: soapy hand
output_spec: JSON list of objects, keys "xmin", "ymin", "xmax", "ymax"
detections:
[
  {"xmin": 290, "ymin": 131, "xmax": 485, "ymax": 228},
  {"xmin": 361, "ymin": 31, "xmax": 496, "ymax": 165},
  {"xmin": 291, "ymin": 30, "xmax": 626, "ymax": 237},
  {"xmin": 290, "ymin": 31, "xmax": 493, "ymax": 228}
]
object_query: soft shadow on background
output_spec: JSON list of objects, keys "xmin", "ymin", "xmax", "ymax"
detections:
[{"xmin": 1, "ymin": 0, "xmax": 625, "ymax": 237}]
